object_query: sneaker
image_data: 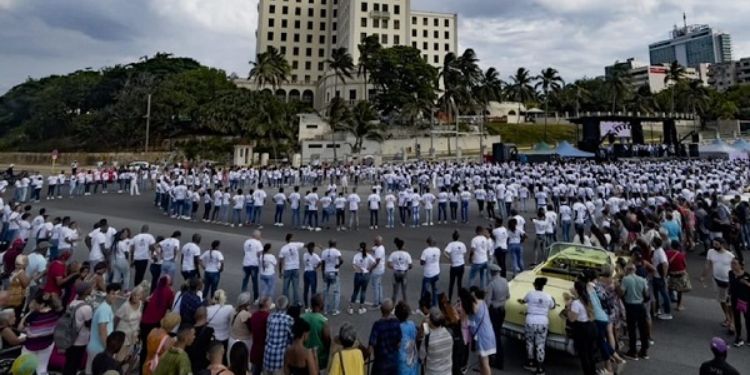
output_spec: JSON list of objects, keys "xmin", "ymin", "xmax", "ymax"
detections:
[
  {"xmin": 332, "ymin": 310, "xmax": 341, "ymax": 316},
  {"xmin": 733, "ymin": 340, "xmax": 745, "ymax": 347},
  {"xmin": 358, "ymin": 308, "xmax": 366, "ymax": 315},
  {"xmin": 657, "ymin": 314, "xmax": 673, "ymax": 320},
  {"xmin": 523, "ymin": 362, "xmax": 537, "ymax": 371},
  {"xmin": 622, "ymin": 352, "xmax": 639, "ymax": 361},
  {"xmin": 348, "ymin": 307, "xmax": 354, "ymax": 315},
  {"xmin": 535, "ymin": 368, "xmax": 545, "ymax": 375},
  {"xmin": 638, "ymin": 353, "xmax": 649, "ymax": 360}
]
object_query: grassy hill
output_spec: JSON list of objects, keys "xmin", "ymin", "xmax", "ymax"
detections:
[{"xmin": 486, "ymin": 123, "xmax": 578, "ymax": 148}]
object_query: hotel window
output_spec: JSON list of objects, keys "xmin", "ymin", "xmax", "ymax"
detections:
[
  {"xmin": 267, "ymin": 32, "xmax": 274, "ymax": 41},
  {"xmin": 333, "ymin": 9, "xmax": 337, "ymax": 17},
  {"xmin": 318, "ymin": 48, "xmax": 324, "ymax": 57},
  {"xmin": 292, "ymin": 74, "xmax": 297, "ymax": 81},
  {"xmin": 423, "ymin": 30, "xmax": 427, "ymax": 37},
  {"xmin": 444, "ymin": 43, "xmax": 449, "ymax": 51},
  {"xmin": 305, "ymin": 61, "xmax": 311, "ymax": 69},
  {"xmin": 382, "ymin": 4, "xmax": 388, "ymax": 12},
  {"xmin": 281, "ymin": 19, "xmax": 287, "ymax": 27},
  {"xmin": 434, "ymin": 55, "xmax": 439, "ymax": 63},
  {"xmin": 412, "ymin": 42, "xmax": 417, "ymax": 48},
  {"xmin": 434, "ymin": 30, "xmax": 438, "ymax": 38},
  {"xmin": 268, "ymin": 18, "xmax": 274, "ymax": 27},
  {"xmin": 294, "ymin": 20, "xmax": 300, "ymax": 29},
  {"xmin": 394, "ymin": 35, "xmax": 400, "ymax": 44},
  {"xmin": 332, "ymin": 35, "xmax": 337, "ymax": 44},
  {"xmin": 423, "ymin": 42, "xmax": 427, "ymax": 49},
  {"xmin": 318, "ymin": 62, "xmax": 324, "ymax": 71},
  {"xmin": 320, "ymin": 9, "xmax": 326, "ymax": 17},
  {"xmin": 320, "ymin": 22, "xmax": 326, "ymax": 31},
  {"xmin": 305, "ymin": 75, "xmax": 311, "ymax": 82},
  {"xmin": 333, "ymin": 22, "xmax": 337, "ymax": 30},
  {"xmin": 373, "ymin": 18, "xmax": 379, "ymax": 28},
  {"xmin": 293, "ymin": 47, "xmax": 299, "ymax": 55},
  {"xmin": 373, "ymin": 3, "xmax": 379, "ymax": 11},
  {"xmin": 319, "ymin": 35, "xmax": 325, "ymax": 43},
  {"xmin": 306, "ymin": 34, "xmax": 312, "ymax": 43},
  {"xmin": 269, "ymin": 5, "xmax": 275, "ymax": 13},
  {"xmin": 295, "ymin": 7, "xmax": 301, "ymax": 15},
  {"xmin": 411, "ymin": 16, "xmax": 416, "ymax": 25},
  {"xmin": 361, "ymin": 18, "xmax": 367, "ymax": 27},
  {"xmin": 423, "ymin": 54, "xmax": 427, "ymax": 61},
  {"xmin": 411, "ymin": 29, "xmax": 416, "ymax": 37},
  {"xmin": 445, "ymin": 31, "xmax": 450, "ymax": 39},
  {"xmin": 281, "ymin": 32, "xmax": 287, "ymax": 41},
  {"xmin": 349, "ymin": 89, "xmax": 356, "ymax": 100},
  {"xmin": 394, "ymin": 5, "xmax": 400, "ymax": 14},
  {"xmin": 381, "ymin": 34, "xmax": 388, "ymax": 44},
  {"xmin": 307, "ymin": 21, "xmax": 313, "ymax": 30},
  {"xmin": 382, "ymin": 19, "xmax": 388, "ymax": 28},
  {"xmin": 292, "ymin": 61, "xmax": 299, "ymax": 69},
  {"xmin": 360, "ymin": 32, "xmax": 367, "ymax": 41},
  {"xmin": 282, "ymin": 6, "xmax": 288, "ymax": 14},
  {"xmin": 394, "ymin": 20, "xmax": 400, "ymax": 29},
  {"xmin": 361, "ymin": 2, "xmax": 367, "ymax": 11},
  {"xmin": 280, "ymin": 46, "xmax": 286, "ymax": 54},
  {"xmin": 306, "ymin": 47, "xmax": 312, "ymax": 57},
  {"xmin": 433, "ymin": 43, "xmax": 438, "ymax": 50},
  {"xmin": 444, "ymin": 19, "xmax": 449, "ymax": 27},
  {"xmin": 294, "ymin": 33, "xmax": 300, "ymax": 42},
  {"xmin": 423, "ymin": 17, "xmax": 427, "ymax": 25},
  {"xmin": 434, "ymin": 18, "xmax": 438, "ymax": 27},
  {"xmin": 307, "ymin": 8, "xmax": 312, "ymax": 16}
]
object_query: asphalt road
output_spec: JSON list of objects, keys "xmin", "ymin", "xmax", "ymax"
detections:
[{"xmin": 25, "ymin": 190, "xmax": 750, "ymax": 375}]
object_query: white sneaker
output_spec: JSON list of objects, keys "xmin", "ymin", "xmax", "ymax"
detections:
[
  {"xmin": 348, "ymin": 307, "xmax": 354, "ymax": 315},
  {"xmin": 315, "ymin": 227, "xmax": 321, "ymax": 232},
  {"xmin": 279, "ymin": 223, "xmax": 284, "ymax": 227},
  {"xmin": 332, "ymin": 310, "xmax": 341, "ymax": 316},
  {"xmin": 358, "ymin": 307, "xmax": 367, "ymax": 315},
  {"xmin": 657, "ymin": 314, "xmax": 673, "ymax": 320}
]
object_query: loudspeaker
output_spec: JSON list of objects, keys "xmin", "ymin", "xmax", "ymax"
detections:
[
  {"xmin": 493, "ymin": 143, "xmax": 517, "ymax": 162},
  {"xmin": 663, "ymin": 119, "xmax": 678, "ymax": 145},
  {"xmin": 689, "ymin": 143, "xmax": 699, "ymax": 157}
]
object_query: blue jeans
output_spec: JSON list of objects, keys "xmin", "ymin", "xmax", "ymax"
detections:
[
  {"xmin": 370, "ymin": 209, "xmax": 379, "ymax": 227},
  {"xmin": 274, "ymin": 204, "xmax": 285, "ymax": 224},
  {"xmin": 468, "ymin": 263, "xmax": 487, "ymax": 289},
  {"xmin": 509, "ymin": 243, "xmax": 523, "ymax": 273},
  {"xmin": 283, "ymin": 269, "xmax": 300, "ymax": 306},
  {"xmin": 203, "ymin": 271, "xmax": 220, "ymax": 298},
  {"xmin": 245, "ymin": 205, "xmax": 254, "ymax": 224},
  {"xmin": 370, "ymin": 272, "xmax": 384, "ymax": 306},
  {"xmin": 260, "ymin": 274, "xmax": 275, "ymax": 299},
  {"xmin": 652, "ymin": 277, "xmax": 671, "ymax": 315},
  {"xmin": 324, "ymin": 272, "xmax": 340, "ymax": 313},
  {"xmin": 421, "ymin": 275, "xmax": 439, "ymax": 307},
  {"xmin": 252, "ymin": 206, "xmax": 263, "ymax": 224},
  {"xmin": 161, "ymin": 260, "xmax": 177, "ymax": 281},
  {"xmin": 461, "ymin": 201, "xmax": 469, "ymax": 222},
  {"xmin": 292, "ymin": 208, "xmax": 301, "ymax": 227},
  {"xmin": 411, "ymin": 206, "xmax": 420, "ymax": 226},
  {"xmin": 350, "ymin": 273, "xmax": 370, "ymax": 304},
  {"xmin": 386, "ymin": 207, "xmax": 395, "ymax": 227},
  {"xmin": 232, "ymin": 208, "xmax": 242, "ymax": 225},
  {"xmin": 438, "ymin": 203, "xmax": 447, "ymax": 222},
  {"xmin": 308, "ymin": 210, "xmax": 319, "ymax": 228},
  {"xmin": 242, "ymin": 265, "xmax": 260, "ymax": 299},
  {"xmin": 303, "ymin": 270, "xmax": 317, "ymax": 308},
  {"xmin": 562, "ymin": 221, "xmax": 572, "ymax": 242}
]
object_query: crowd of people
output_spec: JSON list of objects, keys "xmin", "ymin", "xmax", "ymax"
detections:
[{"xmin": 0, "ymin": 157, "xmax": 748, "ymax": 375}]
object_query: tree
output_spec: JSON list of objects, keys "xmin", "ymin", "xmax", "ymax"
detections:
[
  {"xmin": 322, "ymin": 97, "xmax": 352, "ymax": 163},
  {"xmin": 357, "ymin": 35, "xmax": 381, "ymax": 102},
  {"xmin": 628, "ymin": 85, "xmax": 657, "ymax": 114},
  {"xmin": 664, "ymin": 61, "xmax": 687, "ymax": 114},
  {"xmin": 249, "ymin": 46, "xmax": 291, "ymax": 90},
  {"xmin": 253, "ymin": 91, "xmax": 286, "ymax": 161},
  {"xmin": 369, "ymin": 46, "xmax": 438, "ymax": 118},
  {"xmin": 605, "ymin": 67, "xmax": 631, "ymax": 113},
  {"xmin": 535, "ymin": 67, "xmax": 564, "ymax": 141},
  {"xmin": 326, "ymin": 47, "xmax": 354, "ymax": 103},
  {"xmin": 507, "ymin": 68, "xmax": 535, "ymax": 124},
  {"xmin": 345, "ymin": 101, "xmax": 382, "ymax": 154},
  {"xmin": 472, "ymin": 67, "xmax": 503, "ymax": 155}
]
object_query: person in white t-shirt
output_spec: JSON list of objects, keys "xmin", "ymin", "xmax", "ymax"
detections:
[
  {"xmin": 231, "ymin": 189, "xmax": 246, "ymax": 227},
  {"xmin": 259, "ymin": 243, "xmax": 277, "ymax": 299},
  {"xmin": 111, "ymin": 228, "xmax": 133, "ymax": 290},
  {"xmin": 159, "ymin": 231, "xmax": 181, "ymax": 282},
  {"xmin": 252, "ymin": 184, "xmax": 267, "ymax": 226},
  {"xmin": 370, "ymin": 236, "xmax": 386, "ymax": 307},
  {"xmin": 702, "ymin": 238, "xmax": 736, "ymax": 329},
  {"xmin": 492, "ymin": 218, "xmax": 509, "ymax": 278},
  {"xmin": 388, "ymin": 237, "xmax": 412, "ymax": 303},
  {"xmin": 367, "ymin": 188, "xmax": 381, "ymax": 230},
  {"xmin": 279, "ymin": 233, "xmax": 305, "ymax": 306},
  {"xmin": 130, "ymin": 225, "xmax": 156, "ymax": 286},
  {"xmin": 649, "ymin": 237, "xmax": 672, "ymax": 320},
  {"xmin": 422, "ymin": 188, "xmax": 436, "ymax": 226},
  {"xmin": 469, "ymin": 226, "xmax": 492, "ymax": 289},
  {"xmin": 349, "ymin": 242, "xmax": 376, "ymax": 315},
  {"xmin": 321, "ymin": 240, "xmax": 343, "ymax": 314},
  {"xmin": 347, "ymin": 189, "xmax": 361, "ymax": 230},
  {"xmin": 305, "ymin": 187, "xmax": 321, "ymax": 231},
  {"xmin": 289, "ymin": 186, "xmax": 302, "ymax": 228},
  {"xmin": 273, "ymin": 188, "xmax": 287, "ymax": 226},
  {"xmin": 200, "ymin": 240, "xmax": 224, "ymax": 298},
  {"xmin": 420, "ymin": 237, "xmax": 442, "ymax": 307},
  {"xmin": 180, "ymin": 233, "xmax": 202, "ymax": 280},
  {"xmin": 334, "ymin": 192, "xmax": 347, "ymax": 231},
  {"xmin": 532, "ymin": 210, "xmax": 550, "ymax": 264},
  {"xmin": 302, "ymin": 242, "xmax": 322, "ymax": 309},
  {"xmin": 384, "ymin": 192, "xmax": 397, "ymax": 228},
  {"xmin": 519, "ymin": 277, "xmax": 556, "ymax": 373},
  {"xmin": 242, "ymin": 230, "xmax": 263, "ymax": 299},
  {"xmin": 444, "ymin": 231, "xmax": 467, "ymax": 301},
  {"xmin": 86, "ymin": 224, "xmax": 107, "ymax": 265},
  {"xmin": 559, "ymin": 200, "xmax": 573, "ymax": 242}
]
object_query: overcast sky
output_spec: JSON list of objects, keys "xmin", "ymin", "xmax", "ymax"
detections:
[{"xmin": 1, "ymin": 0, "xmax": 748, "ymax": 95}]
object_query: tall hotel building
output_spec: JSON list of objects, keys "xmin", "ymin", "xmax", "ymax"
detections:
[{"xmin": 241, "ymin": 0, "xmax": 458, "ymax": 110}]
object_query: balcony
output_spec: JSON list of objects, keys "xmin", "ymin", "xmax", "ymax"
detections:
[{"xmin": 369, "ymin": 10, "xmax": 390, "ymax": 19}]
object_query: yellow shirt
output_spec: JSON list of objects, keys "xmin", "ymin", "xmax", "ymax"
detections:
[{"xmin": 328, "ymin": 349, "xmax": 365, "ymax": 375}]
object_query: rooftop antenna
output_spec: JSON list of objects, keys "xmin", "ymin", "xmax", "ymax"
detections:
[{"xmin": 683, "ymin": 12, "xmax": 687, "ymax": 28}]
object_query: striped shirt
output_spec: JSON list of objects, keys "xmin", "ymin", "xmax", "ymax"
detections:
[
  {"xmin": 424, "ymin": 327, "xmax": 452, "ymax": 375},
  {"xmin": 23, "ymin": 310, "xmax": 60, "ymax": 351}
]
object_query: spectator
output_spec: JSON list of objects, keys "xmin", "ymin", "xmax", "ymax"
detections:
[
  {"xmin": 394, "ymin": 301, "xmax": 418, "ymax": 375},
  {"xmin": 517, "ymin": 278, "xmax": 553, "ymax": 375},
  {"xmin": 263, "ymin": 296, "xmax": 294, "ymax": 374},
  {"xmin": 206, "ymin": 289, "xmax": 234, "ymax": 352},
  {"xmin": 91, "ymin": 331, "xmax": 127, "ymax": 375},
  {"xmin": 620, "ymin": 264, "xmax": 650, "ymax": 360},
  {"xmin": 229, "ymin": 341, "xmax": 251, "ymax": 375},
  {"xmin": 186, "ymin": 307, "xmax": 216, "ymax": 374},
  {"xmin": 179, "ymin": 278, "xmax": 204, "ymax": 328},
  {"xmin": 486, "ymin": 264, "xmax": 509, "ymax": 369},
  {"xmin": 62, "ymin": 282, "xmax": 94, "ymax": 375},
  {"xmin": 301, "ymin": 294, "xmax": 330, "ymax": 370},
  {"xmin": 229, "ymin": 292, "xmax": 253, "ymax": 356},
  {"xmin": 422, "ymin": 308, "xmax": 452, "ymax": 375},
  {"xmin": 20, "ymin": 291, "xmax": 62, "ymax": 375},
  {"xmin": 205, "ymin": 342, "xmax": 233, "ymax": 375},
  {"xmin": 87, "ymin": 283, "xmax": 122, "ymax": 374},
  {"xmin": 283, "ymin": 319, "xmax": 318, "ymax": 375},
  {"xmin": 153, "ymin": 326, "xmax": 196, "ymax": 375},
  {"xmin": 249, "ymin": 297, "xmax": 272, "ymax": 375},
  {"xmin": 142, "ymin": 313, "xmax": 181, "ymax": 375},
  {"xmin": 728, "ymin": 258, "xmax": 750, "ymax": 347},
  {"xmin": 367, "ymin": 299, "xmax": 401, "ymax": 375},
  {"xmin": 115, "ymin": 283, "xmax": 145, "ymax": 372},
  {"xmin": 328, "ymin": 323, "xmax": 365, "ymax": 375},
  {"xmin": 698, "ymin": 337, "xmax": 740, "ymax": 375}
]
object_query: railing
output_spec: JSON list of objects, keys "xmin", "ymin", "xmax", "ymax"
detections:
[{"xmin": 369, "ymin": 10, "xmax": 390, "ymax": 19}]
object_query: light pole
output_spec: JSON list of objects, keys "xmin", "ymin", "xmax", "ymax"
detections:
[
  {"xmin": 429, "ymin": 108, "xmax": 435, "ymax": 159},
  {"xmin": 144, "ymin": 93, "xmax": 151, "ymax": 153}
]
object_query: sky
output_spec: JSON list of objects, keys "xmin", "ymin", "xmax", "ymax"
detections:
[{"xmin": 1, "ymin": 0, "xmax": 749, "ymax": 95}]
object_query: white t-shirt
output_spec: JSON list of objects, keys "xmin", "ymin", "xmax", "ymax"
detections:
[
  {"xmin": 707, "ymin": 249, "xmax": 735, "ymax": 282},
  {"xmin": 388, "ymin": 250, "xmax": 413, "ymax": 271},
  {"xmin": 533, "ymin": 219, "xmax": 548, "ymax": 235},
  {"xmin": 303, "ymin": 252, "xmax": 321, "ymax": 271},
  {"xmin": 115, "ymin": 239, "xmax": 131, "ymax": 261},
  {"xmin": 279, "ymin": 242, "xmax": 304, "ymax": 270},
  {"xmin": 492, "ymin": 227, "xmax": 508, "ymax": 250},
  {"xmin": 181, "ymin": 243, "xmax": 201, "ymax": 271},
  {"xmin": 253, "ymin": 190, "xmax": 267, "ymax": 206},
  {"xmin": 651, "ymin": 247, "xmax": 668, "ymax": 279},
  {"xmin": 470, "ymin": 235, "xmax": 490, "ymax": 264},
  {"xmin": 200, "ymin": 249, "xmax": 224, "ymax": 272},
  {"xmin": 260, "ymin": 253, "xmax": 277, "ymax": 276},
  {"xmin": 367, "ymin": 194, "xmax": 381, "ymax": 210},
  {"xmin": 420, "ymin": 246, "xmax": 442, "ymax": 277},
  {"xmin": 444, "ymin": 241, "xmax": 467, "ymax": 267},
  {"xmin": 206, "ymin": 304, "xmax": 234, "ymax": 341},
  {"xmin": 89, "ymin": 231, "xmax": 106, "ymax": 263},
  {"xmin": 132, "ymin": 233, "xmax": 156, "ymax": 261},
  {"xmin": 385, "ymin": 194, "xmax": 396, "ymax": 209},
  {"xmin": 523, "ymin": 290, "xmax": 555, "ymax": 325},
  {"xmin": 321, "ymin": 248, "xmax": 342, "ymax": 273},
  {"xmin": 372, "ymin": 245, "xmax": 386, "ymax": 274},
  {"xmin": 569, "ymin": 299, "xmax": 590, "ymax": 322},
  {"xmin": 306, "ymin": 193, "xmax": 319, "ymax": 211},
  {"xmin": 159, "ymin": 238, "xmax": 180, "ymax": 261},
  {"xmin": 347, "ymin": 194, "xmax": 361, "ymax": 211},
  {"xmin": 243, "ymin": 238, "xmax": 263, "ymax": 267},
  {"xmin": 353, "ymin": 253, "xmax": 376, "ymax": 274}
]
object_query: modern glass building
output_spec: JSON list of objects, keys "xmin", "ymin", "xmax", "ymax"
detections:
[{"xmin": 649, "ymin": 24, "xmax": 732, "ymax": 68}]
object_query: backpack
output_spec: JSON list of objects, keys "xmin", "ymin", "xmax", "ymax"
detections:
[{"xmin": 53, "ymin": 302, "xmax": 89, "ymax": 350}]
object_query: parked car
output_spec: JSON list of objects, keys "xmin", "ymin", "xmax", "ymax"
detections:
[
  {"xmin": 502, "ymin": 242, "xmax": 623, "ymax": 354},
  {"xmin": 128, "ymin": 161, "xmax": 150, "ymax": 170}
]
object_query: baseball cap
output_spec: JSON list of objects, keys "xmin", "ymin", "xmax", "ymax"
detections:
[{"xmin": 710, "ymin": 337, "xmax": 727, "ymax": 353}]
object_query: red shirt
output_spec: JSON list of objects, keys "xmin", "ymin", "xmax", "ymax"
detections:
[
  {"xmin": 142, "ymin": 287, "xmax": 175, "ymax": 325},
  {"xmin": 249, "ymin": 310, "xmax": 270, "ymax": 366},
  {"xmin": 665, "ymin": 249, "xmax": 687, "ymax": 273},
  {"xmin": 43, "ymin": 260, "xmax": 66, "ymax": 295}
]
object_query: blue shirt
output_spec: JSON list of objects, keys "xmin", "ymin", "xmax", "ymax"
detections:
[
  {"xmin": 369, "ymin": 317, "xmax": 401, "ymax": 374},
  {"xmin": 87, "ymin": 301, "xmax": 113, "ymax": 354},
  {"xmin": 263, "ymin": 312, "xmax": 294, "ymax": 372},
  {"xmin": 661, "ymin": 220, "xmax": 682, "ymax": 242},
  {"xmin": 398, "ymin": 321, "xmax": 419, "ymax": 375}
]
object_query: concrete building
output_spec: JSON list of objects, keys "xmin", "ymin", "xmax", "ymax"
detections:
[
  {"xmin": 649, "ymin": 23, "xmax": 732, "ymax": 68},
  {"xmin": 604, "ymin": 58, "xmax": 708, "ymax": 93},
  {"xmin": 243, "ymin": 0, "xmax": 458, "ymax": 110},
  {"xmin": 708, "ymin": 57, "xmax": 750, "ymax": 92}
]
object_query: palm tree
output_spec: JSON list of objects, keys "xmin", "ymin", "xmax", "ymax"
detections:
[
  {"xmin": 254, "ymin": 92, "xmax": 285, "ymax": 160},
  {"xmin": 628, "ymin": 85, "xmax": 657, "ymax": 114},
  {"xmin": 473, "ymin": 67, "xmax": 503, "ymax": 156},
  {"xmin": 357, "ymin": 35, "xmax": 381, "ymax": 102},
  {"xmin": 323, "ymin": 96, "xmax": 352, "ymax": 163},
  {"xmin": 665, "ymin": 61, "xmax": 687, "ymax": 114},
  {"xmin": 605, "ymin": 67, "xmax": 631, "ymax": 113},
  {"xmin": 507, "ymin": 68, "xmax": 535, "ymax": 124},
  {"xmin": 326, "ymin": 47, "xmax": 354, "ymax": 103},
  {"xmin": 248, "ymin": 46, "xmax": 290, "ymax": 90},
  {"xmin": 683, "ymin": 80, "xmax": 709, "ymax": 131},
  {"xmin": 562, "ymin": 81, "xmax": 591, "ymax": 117},
  {"xmin": 345, "ymin": 101, "xmax": 383, "ymax": 154},
  {"xmin": 535, "ymin": 67, "xmax": 564, "ymax": 141}
]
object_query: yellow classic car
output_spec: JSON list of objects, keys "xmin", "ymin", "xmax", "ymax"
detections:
[{"xmin": 502, "ymin": 242, "xmax": 620, "ymax": 354}]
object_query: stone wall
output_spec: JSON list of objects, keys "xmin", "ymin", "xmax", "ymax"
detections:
[{"xmin": 0, "ymin": 152, "xmax": 170, "ymax": 167}]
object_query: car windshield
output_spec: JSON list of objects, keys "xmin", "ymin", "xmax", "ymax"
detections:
[{"xmin": 540, "ymin": 243, "xmax": 612, "ymax": 280}]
